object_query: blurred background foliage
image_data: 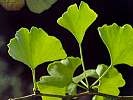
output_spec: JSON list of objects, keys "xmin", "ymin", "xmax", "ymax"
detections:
[
  {"xmin": 0, "ymin": 0, "xmax": 133, "ymax": 100},
  {"xmin": 0, "ymin": 0, "xmax": 57, "ymax": 13}
]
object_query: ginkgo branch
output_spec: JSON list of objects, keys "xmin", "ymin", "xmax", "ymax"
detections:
[
  {"xmin": 8, "ymin": 91, "xmax": 133, "ymax": 100},
  {"xmin": 8, "ymin": 92, "xmax": 63, "ymax": 100}
]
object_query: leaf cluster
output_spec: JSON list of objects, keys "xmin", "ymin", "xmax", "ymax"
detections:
[{"xmin": 7, "ymin": 1, "xmax": 133, "ymax": 100}]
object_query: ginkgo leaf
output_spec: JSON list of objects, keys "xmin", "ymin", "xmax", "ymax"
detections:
[
  {"xmin": 38, "ymin": 85, "xmax": 65, "ymax": 100},
  {"xmin": 37, "ymin": 57, "xmax": 81, "ymax": 100},
  {"xmin": 26, "ymin": 0, "xmax": 57, "ymax": 14},
  {"xmin": 57, "ymin": 1, "xmax": 97, "ymax": 44},
  {"xmin": 73, "ymin": 69, "xmax": 98, "ymax": 83},
  {"xmin": 38, "ymin": 57, "xmax": 81, "ymax": 87},
  {"xmin": 8, "ymin": 27, "xmax": 67, "ymax": 69},
  {"xmin": 98, "ymin": 23, "xmax": 133, "ymax": 66},
  {"xmin": 67, "ymin": 82, "xmax": 77, "ymax": 95},
  {"xmin": 93, "ymin": 64, "xmax": 125, "ymax": 100}
]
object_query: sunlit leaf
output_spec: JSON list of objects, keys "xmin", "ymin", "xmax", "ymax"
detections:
[
  {"xmin": 26, "ymin": 0, "xmax": 57, "ymax": 14},
  {"xmin": 37, "ymin": 57, "xmax": 81, "ymax": 100},
  {"xmin": 99, "ymin": 23, "xmax": 133, "ymax": 66},
  {"xmin": 73, "ymin": 69, "xmax": 98, "ymax": 83},
  {"xmin": 67, "ymin": 82, "xmax": 77, "ymax": 95},
  {"xmin": 8, "ymin": 27, "xmax": 67, "ymax": 69},
  {"xmin": 38, "ymin": 57, "xmax": 81, "ymax": 87},
  {"xmin": 93, "ymin": 64, "xmax": 125, "ymax": 100},
  {"xmin": 57, "ymin": 1, "xmax": 97, "ymax": 44},
  {"xmin": 38, "ymin": 85, "xmax": 65, "ymax": 100}
]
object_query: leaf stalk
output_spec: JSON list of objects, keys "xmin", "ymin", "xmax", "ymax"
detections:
[
  {"xmin": 90, "ymin": 65, "xmax": 112, "ymax": 87},
  {"xmin": 31, "ymin": 69, "xmax": 38, "ymax": 93},
  {"xmin": 79, "ymin": 44, "xmax": 89, "ymax": 88}
]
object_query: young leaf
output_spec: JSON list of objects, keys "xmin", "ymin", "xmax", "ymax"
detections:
[
  {"xmin": 51, "ymin": 68, "xmax": 101, "ymax": 96},
  {"xmin": 73, "ymin": 69, "xmax": 98, "ymax": 83},
  {"xmin": 37, "ymin": 57, "xmax": 81, "ymax": 100},
  {"xmin": 26, "ymin": 0, "xmax": 57, "ymax": 14},
  {"xmin": 93, "ymin": 64, "xmax": 125, "ymax": 100},
  {"xmin": 8, "ymin": 27, "xmax": 66, "ymax": 69},
  {"xmin": 57, "ymin": 1, "xmax": 97, "ymax": 44},
  {"xmin": 99, "ymin": 23, "xmax": 133, "ymax": 66},
  {"xmin": 38, "ymin": 57, "xmax": 81, "ymax": 87}
]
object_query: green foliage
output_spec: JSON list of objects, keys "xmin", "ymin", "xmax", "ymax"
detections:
[
  {"xmin": 38, "ymin": 57, "xmax": 81, "ymax": 87},
  {"xmin": 6, "ymin": 1, "xmax": 133, "ymax": 100},
  {"xmin": 93, "ymin": 64, "xmax": 125, "ymax": 100},
  {"xmin": 57, "ymin": 1, "xmax": 97, "ymax": 44},
  {"xmin": 38, "ymin": 85, "xmax": 65, "ymax": 100},
  {"xmin": 37, "ymin": 57, "xmax": 81, "ymax": 100},
  {"xmin": 99, "ymin": 23, "xmax": 133, "ymax": 66},
  {"xmin": 8, "ymin": 27, "xmax": 66, "ymax": 69},
  {"xmin": 73, "ymin": 69, "xmax": 98, "ymax": 83},
  {"xmin": 57, "ymin": 1, "xmax": 97, "ymax": 89},
  {"xmin": 96, "ymin": 64, "xmax": 125, "ymax": 95},
  {"xmin": 26, "ymin": 0, "xmax": 57, "ymax": 14}
]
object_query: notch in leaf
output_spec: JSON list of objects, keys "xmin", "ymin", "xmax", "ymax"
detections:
[
  {"xmin": 98, "ymin": 23, "xmax": 133, "ymax": 66},
  {"xmin": 57, "ymin": 1, "xmax": 97, "ymax": 44},
  {"xmin": 93, "ymin": 64, "xmax": 125, "ymax": 100},
  {"xmin": 8, "ymin": 27, "xmax": 67, "ymax": 69},
  {"xmin": 37, "ymin": 57, "xmax": 81, "ymax": 100}
]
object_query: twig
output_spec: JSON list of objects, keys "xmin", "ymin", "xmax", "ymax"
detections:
[
  {"xmin": 72, "ymin": 91, "xmax": 133, "ymax": 100},
  {"xmin": 8, "ymin": 94, "xmax": 36, "ymax": 100},
  {"xmin": 8, "ymin": 91, "xmax": 133, "ymax": 100},
  {"xmin": 8, "ymin": 93, "xmax": 63, "ymax": 100}
]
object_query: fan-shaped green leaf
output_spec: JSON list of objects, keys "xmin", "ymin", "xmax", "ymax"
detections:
[
  {"xmin": 38, "ymin": 57, "xmax": 81, "ymax": 87},
  {"xmin": 26, "ymin": 0, "xmax": 57, "ymax": 14},
  {"xmin": 37, "ymin": 57, "xmax": 81, "ymax": 100},
  {"xmin": 98, "ymin": 23, "xmax": 133, "ymax": 66},
  {"xmin": 93, "ymin": 64, "xmax": 125, "ymax": 100},
  {"xmin": 8, "ymin": 27, "xmax": 67, "ymax": 69},
  {"xmin": 57, "ymin": 1, "xmax": 97, "ymax": 44}
]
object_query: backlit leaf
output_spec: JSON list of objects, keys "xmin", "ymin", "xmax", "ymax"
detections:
[
  {"xmin": 38, "ymin": 57, "xmax": 81, "ymax": 87},
  {"xmin": 93, "ymin": 64, "xmax": 125, "ymax": 100},
  {"xmin": 8, "ymin": 27, "xmax": 67, "ymax": 69},
  {"xmin": 37, "ymin": 57, "xmax": 81, "ymax": 100},
  {"xmin": 57, "ymin": 1, "xmax": 97, "ymax": 44},
  {"xmin": 73, "ymin": 69, "xmax": 98, "ymax": 83},
  {"xmin": 98, "ymin": 23, "xmax": 133, "ymax": 66},
  {"xmin": 38, "ymin": 85, "xmax": 65, "ymax": 100}
]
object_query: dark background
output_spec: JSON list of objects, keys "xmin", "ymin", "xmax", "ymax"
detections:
[{"xmin": 0, "ymin": 0, "xmax": 133, "ymax": 99}]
